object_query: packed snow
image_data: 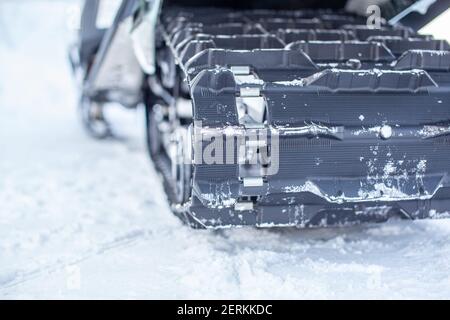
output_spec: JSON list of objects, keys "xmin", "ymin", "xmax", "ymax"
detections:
[{"xmin": 2, "ymin": 0, "xmax": 450, "ymax": 299}]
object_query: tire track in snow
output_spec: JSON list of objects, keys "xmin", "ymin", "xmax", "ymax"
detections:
[{"xmin": 0, "ymin": 228, "xmax": 151, "ymax": 291}]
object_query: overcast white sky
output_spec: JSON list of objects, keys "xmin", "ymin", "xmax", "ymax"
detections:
[{"xmin": 419, "ymin": 8, "xmax": 450, "ymax": 41}]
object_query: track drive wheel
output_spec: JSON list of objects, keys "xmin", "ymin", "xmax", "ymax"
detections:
[
  {"xmin": 145, "ymin": 105, "xmax": 192, "ymax": 205},
  {"xmin": 172, "ymin": 126, "xmax": 193, "ymax": 205}
]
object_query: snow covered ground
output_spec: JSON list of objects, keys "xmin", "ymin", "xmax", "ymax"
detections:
[{"xmin": 2, "ymin": 0, "xmax": 450, "ymax": 299}]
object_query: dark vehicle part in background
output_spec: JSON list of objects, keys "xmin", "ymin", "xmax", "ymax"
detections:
[{"xmin": 70, "ymin": 0, "xmax": 450, "ymax": 229}]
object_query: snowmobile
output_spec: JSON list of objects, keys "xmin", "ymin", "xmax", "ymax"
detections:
[{"xmin": 70, "ymin": 0, "xmax": 450, "ymax": 229}]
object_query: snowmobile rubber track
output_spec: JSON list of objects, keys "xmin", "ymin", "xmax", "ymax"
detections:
[
  {"xmin": 72, "ymin": 1, "xmax": 450, "ymax": 229},
  {"xmin": 147, "ymin": 6, "xmax": 450, "ymax": 229}
]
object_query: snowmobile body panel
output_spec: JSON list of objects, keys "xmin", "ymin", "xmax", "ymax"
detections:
[{"xmin": 75, "ymin": 0, "xmax": 143, "ymax": 108}]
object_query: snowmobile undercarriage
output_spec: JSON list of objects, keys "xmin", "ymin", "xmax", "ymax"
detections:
[{"xmin": 73, "ymin": 1, "xmax": 450, "ymax": 229}]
